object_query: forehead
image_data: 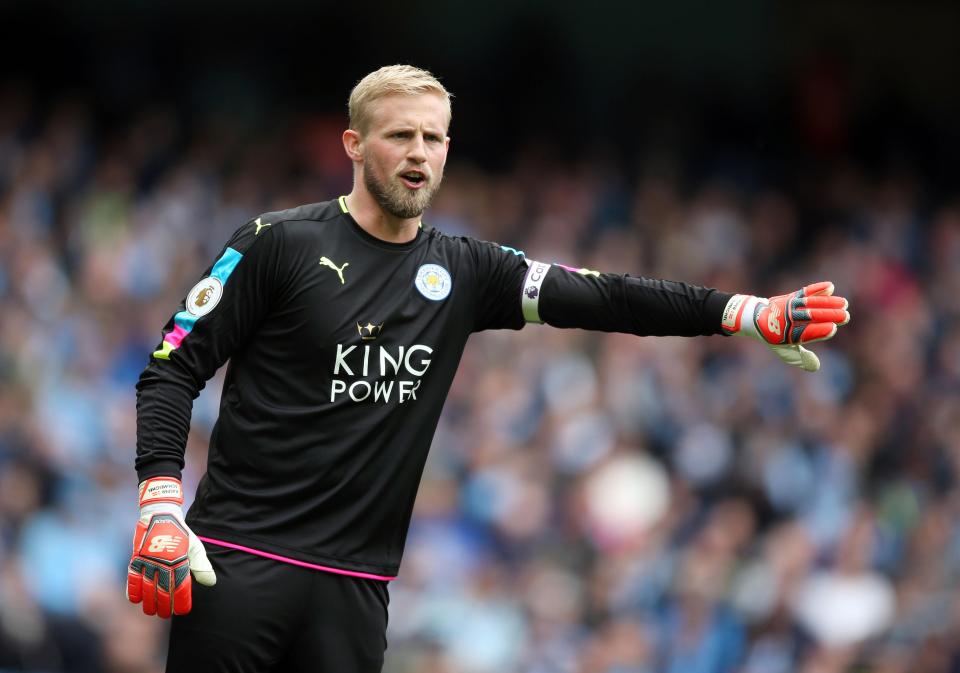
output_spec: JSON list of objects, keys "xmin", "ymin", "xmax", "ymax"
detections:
[{"xmin": 366, "ymin": 93, "xmax": 450, "ymax": 133}]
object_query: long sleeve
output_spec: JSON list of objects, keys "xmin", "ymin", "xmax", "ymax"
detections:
[
  {"xmin": 523, "ymin": 261, "xmax": 732, "ymax": 337},
  {"xmin": 135, "ymin": 218, "xmax": 285, "ymax": 481}
]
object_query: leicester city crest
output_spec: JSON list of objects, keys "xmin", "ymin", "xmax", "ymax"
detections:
[{"xmin": 414, "ymin": 264, "xmax": 452, "ymax": 301}]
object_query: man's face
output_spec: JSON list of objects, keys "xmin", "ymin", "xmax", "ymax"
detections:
[{"xmin": 359, "ymin": 93, "xmax": 450, "ymax": 219}]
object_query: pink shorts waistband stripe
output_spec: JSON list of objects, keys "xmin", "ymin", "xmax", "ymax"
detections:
[{"xmin": 197, "ymin": 536, "xmax": 396, "ymax": 582}]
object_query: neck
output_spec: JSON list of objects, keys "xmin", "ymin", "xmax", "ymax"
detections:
[{"xmin": 343, "ymin": 187, "xmax": 420, "ymax": 244}]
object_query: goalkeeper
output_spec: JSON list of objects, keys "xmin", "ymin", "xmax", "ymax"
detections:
[{"xmin": 129, "ymin": 64, "xmax": 850, "ymax": 673}]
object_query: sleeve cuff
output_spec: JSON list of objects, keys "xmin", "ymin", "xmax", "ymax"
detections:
[
  {"xmin": 136, "ymin": 460, "xmax": 183, "ymax": 485},
  {"xmin": 706, "ymin": 290, "xmax": 736, "ymax": 335}
]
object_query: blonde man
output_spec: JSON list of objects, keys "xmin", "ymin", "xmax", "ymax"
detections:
[{"xmin": 128, "ymin": 65, "xmax": 850, "ymax": 672}]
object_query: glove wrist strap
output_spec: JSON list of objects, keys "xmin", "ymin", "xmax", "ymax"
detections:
[
  {"xmin": 138, "ymin": 477, "xmax": 184, "ymax": 507},
  {"xmin": 722, "ymin": 294, "xmax": 760, "ymax": 337}
]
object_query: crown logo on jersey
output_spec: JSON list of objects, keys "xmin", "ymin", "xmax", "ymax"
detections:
[{"xmin": 357, "ymin": 322, "xmax": 384, "ymax": 340}]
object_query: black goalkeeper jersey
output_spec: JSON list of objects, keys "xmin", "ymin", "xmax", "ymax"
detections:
[{"xmin": 136, "ymin": 198, "xmax": 732, "ymax": 578}]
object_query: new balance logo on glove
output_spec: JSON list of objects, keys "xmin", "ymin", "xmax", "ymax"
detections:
[{"xmin": 148, "ymin": 534, "xmax": 184, "ymax": 553}]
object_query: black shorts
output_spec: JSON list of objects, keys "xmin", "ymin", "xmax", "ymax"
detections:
[{"xmin": 165, "ymin": 546, "xmax": 390, "ymax": 673}]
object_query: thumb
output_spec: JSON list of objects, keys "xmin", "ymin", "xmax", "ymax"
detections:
[
  {"xmin": 797, "ymin": 345, "xmax": 820, "ymax": 372},
  {"xmin": 187, "ymin": 531, "xmax": 217, "ymax": 586},
  {"xmin": 769, "ymin": 344, "xmax": 821, "ymax": 372}
]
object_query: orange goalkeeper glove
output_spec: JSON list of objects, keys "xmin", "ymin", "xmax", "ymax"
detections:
[
  {"xmin": 126, "ymin": 477, "xmax": 216, "ymax": 618},
  {"xmin": 722, "ymin": 281, "xmax": 850, "ymax": 372}
]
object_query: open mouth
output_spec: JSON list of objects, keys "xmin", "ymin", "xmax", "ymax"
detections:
[{"xmin": 399, "ymin": 171, "xmax": 427, "ymax": 189}]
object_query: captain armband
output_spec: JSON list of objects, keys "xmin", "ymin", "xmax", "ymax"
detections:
[{"xmin": 520, "ymin": 260, "xmax": 550, "ymax": 324}]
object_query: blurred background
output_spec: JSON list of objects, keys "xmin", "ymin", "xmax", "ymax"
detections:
[{"xmin": 2, "ymin": 1, "xmax": 960, "ymax": 671}]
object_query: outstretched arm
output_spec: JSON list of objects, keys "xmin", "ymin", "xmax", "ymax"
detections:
[
  {"xmin": 521, "ymin": 261, "xmax": 849, "ymax": 371},
  {"xmin": 524, "ymin": 261, "xmax": 732, "ymax": 337}
]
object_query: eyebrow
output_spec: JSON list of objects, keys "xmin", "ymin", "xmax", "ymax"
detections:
[{"xmin": 384, "ymin": 126, "xmax": 446, "ymax": 136}]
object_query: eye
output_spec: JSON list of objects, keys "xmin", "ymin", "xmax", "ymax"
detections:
[
  {"xmin": 425, "ymin": 134, "xmax": 443, "ymax": 143},
  {"xmin": 390, "ymin": 131, "xmax": 412, "ymax": 140}
]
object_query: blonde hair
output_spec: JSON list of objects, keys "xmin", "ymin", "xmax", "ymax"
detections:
[{"xmin": 348, "ymin": 65, "xmax": 452, "ymax": 134}]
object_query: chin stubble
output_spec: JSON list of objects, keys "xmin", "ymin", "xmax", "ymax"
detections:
[{"xmin": 363, "ymin": 165, "xmax": 441, "ymax": 219}]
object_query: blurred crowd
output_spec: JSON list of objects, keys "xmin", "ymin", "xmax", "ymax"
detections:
[{"xmin": 1, "ymin": 89, "xmax": 960, "ymax": 673}]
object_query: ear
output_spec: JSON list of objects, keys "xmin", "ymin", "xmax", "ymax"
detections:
[
  {"xmin": 441, "ymin": 135, "xmax": 451, "ymax": 167},
  {"xmin": 342, "ymin": 129, "xmax": 363, "ymax": 163}
]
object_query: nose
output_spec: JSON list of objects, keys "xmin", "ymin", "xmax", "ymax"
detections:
[{"xmin": 406, "ymin": 135, "xmax": 427, "ymax": 163}]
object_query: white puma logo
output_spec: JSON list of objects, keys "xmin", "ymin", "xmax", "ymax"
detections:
[
  {"xmin": 255, "ymin": 218, "xmax": 271, "ymax": 236},
  {"xmin": 319, "ymin": 256, "xmax": 349, "ymax": 285}
]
